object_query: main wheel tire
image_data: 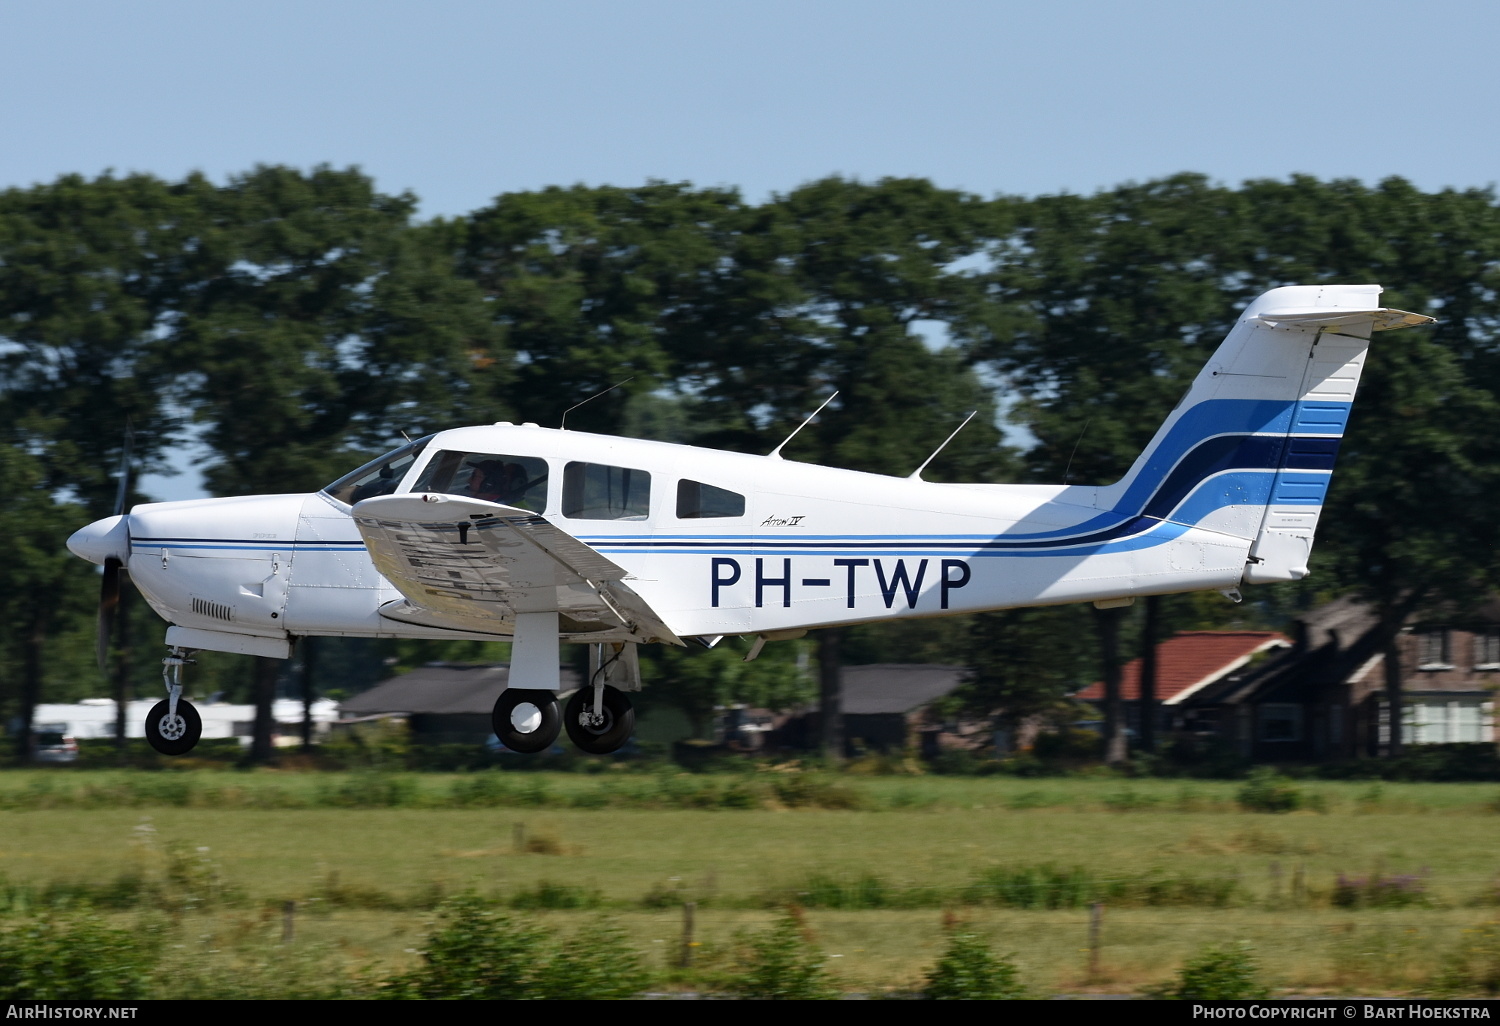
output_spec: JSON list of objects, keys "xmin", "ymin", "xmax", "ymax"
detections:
[
  {"xmin": 145, "ymin": 698, "xmax": 202, "ymax": 756},
  {"xmin": 492, "ymin": 689, "xmax": 561, "ymax": 754},
  {"xmin": 563, "ymin": 685, "xmax": 635, "ymax": 755}
]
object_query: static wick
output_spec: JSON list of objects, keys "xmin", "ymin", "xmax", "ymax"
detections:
[{"xmin": 561, "ymin": 376, "xmax": 635, "ymax": 431}]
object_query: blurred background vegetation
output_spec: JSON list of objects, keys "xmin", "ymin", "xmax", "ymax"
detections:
[{"xmin": 5, "ymin": 169, "xmax": 1500, "ymax": 761}]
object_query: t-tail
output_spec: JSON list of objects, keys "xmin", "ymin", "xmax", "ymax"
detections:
[{"xmin": 1087, "ymin": 285, "xmax": 1432, "ymax": 587}]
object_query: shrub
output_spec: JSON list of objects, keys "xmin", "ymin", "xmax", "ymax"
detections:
[
  {"xmin": 1236, "ymin": 768, "xmax": 1303, "ymax": 813},
  {"xmin": 537, "ymin": 921, "xmax": 647, "ymax": 1000},
  {"xmin": 964, "ymin": 864, "xmax": 1094, "ymax": 909},
  {"xmin": 385, "ymin": 895, "xmax": 646, "ymax": 999},
  {"xmin": 728, "ymin": 907, "xmax": 838, "ymax": 1000},
  {"xmin": 1148, "ymin": 942, "xmax": 1269, "ymax": 1000},
  {"xmin": 790, "ymin": 873, "xmax": 892, "ymax": 910},
  {"xmin": 316, "ymin": 772, "xmax": 419, "ymax": 808},
  {"xmin": 1431, "ymin": 922, "xmax": 1500, "ymax": 997},
  {"xmin": 385, "ymin": 896, "xmax": 552, "ymax": 999},
  {"xmin": 509, "ymin": 882, "xmax": 603, "ymax": 910},
  {"xmin": 923, "ymin": 929, "xmax": 1025, "ymax": 999},
  {"xmin": 1031, "ymin": 728, "xmax": 1103, "ymax": 761},
  {"xmin": 770, "ymin": 773, "xmax": 864, "ymax": 810},
  {"xmin": 1332, "ymin": 871, "xmax": 1429, "ymax": 909},
  {"xmin": 0, "ymin": 914, "xmax": 159, "ymax": 999}
]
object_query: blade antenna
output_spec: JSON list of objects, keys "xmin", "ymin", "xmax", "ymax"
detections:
[
  {"xmin": 907, "ymin": 410, "xmax": 977, "ymax": 481},
  {"xmin": 560, "ymin": 376, "xmax": 635, "ymax": 431},
  {"xmin": 768, "ymin": 391, "xmax": 839, "ymax": 460},
  {"xmin": 1062, "ymin": 418, "xmax": 1091, "ymax": 485}
]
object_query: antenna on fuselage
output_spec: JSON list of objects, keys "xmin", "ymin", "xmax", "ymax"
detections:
[
  {"xmin": 767, "ymin": 391, "xmax": 839, "ymax": 460},
  {"xmin": 907, "ymin": 410, "xmax": 977, "ymax": 481},
  {"xmin": 560, "ymin": 376, "xmax": 635, "ymax": 431}
]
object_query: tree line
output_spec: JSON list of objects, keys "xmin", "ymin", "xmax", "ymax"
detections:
[{"xmin": 3, "ymin": 167, "xmax": 1498, "ymax": 762}]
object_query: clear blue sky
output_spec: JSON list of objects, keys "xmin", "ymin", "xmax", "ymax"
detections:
[
  {"xmin": 6, "ymin": 0, "xmax": 1495, "ymax": 499},
  {"xmin": 4, "ymin": 0, "xmax": 1496, "ymax": 217}
]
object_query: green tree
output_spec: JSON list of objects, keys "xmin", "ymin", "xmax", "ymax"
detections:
[
  {"xmin": 0, "ymin": 173, "xmax": 220, "ymax": 742},
  {"xmin": 0, "ymin": 445, "xmax": 94, "ymax": 762},
  {"xmin": 967, "ymin": 175, "xmax": 1260, "ymax": 761},
  {"xmin": 970, "ymin": 174, "xmax": 1500, "ymax": 760},
  {"xmin": 1236, "ymin": 177, "xmax": 1500, "ymax": 755},
  {"xmin": 457, "ymin": 181, "xmax": 746, "ymax": 432},
  {"xmin": 0, "ymin": 172, "xmax": 217, "ymax": 510},
  {"xmin": 638, "ymin": 638, "xmax": 814, "ymax": 739},
  {"xmin": 680, "ymin": 177, "xmax": 1016, "ymax": 758},
  {"xmin": 175, "ymin": 166, "xmax": 511, "ymax": 761}
]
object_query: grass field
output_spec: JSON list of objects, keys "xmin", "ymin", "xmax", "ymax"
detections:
[{"xmin": 2, "ymin": 769, "xmax": 1499, "ymax": 996}]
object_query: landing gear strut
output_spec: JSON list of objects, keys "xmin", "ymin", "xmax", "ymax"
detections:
[
  {"xmin": 562, "ymin": 642, "xmax": 639, "ymax": 754},
  {"xmin": 492, "ymin": 689, "xmax": 562, "ymax": 753},
  {"xmin": 564, "ymin": 685, "xmax": 634, "ymax": 754},
  {"xmin": 145, "ymin": 648, "xmax": 203, "ymax": 756}
]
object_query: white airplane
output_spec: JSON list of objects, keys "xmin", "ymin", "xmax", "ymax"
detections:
[{"xmin": 67, "ymin": 284, "xmax": 1431, "ymax": 757}]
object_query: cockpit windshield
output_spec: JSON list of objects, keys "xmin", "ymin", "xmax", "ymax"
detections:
[
  {"xmin": 412, "ymin": 450, "xmax": 549, "ymax": 512},
  {"xmin": 322, "ymin": 436, "xmax": 433, "ymax": 506}
]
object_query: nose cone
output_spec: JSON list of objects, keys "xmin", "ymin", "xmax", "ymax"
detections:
[{"xmin": 68, "ymin": 514, "xmax": 131, "ymax": 566}]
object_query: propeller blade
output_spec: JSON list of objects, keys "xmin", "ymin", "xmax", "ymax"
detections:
[
  {"xmin": 98, "ymin": 556, "xmax": 121, "ymax": 672},
  {"xmin": 112, "ymin": 423, "xmax": 134, "ymax": 517}
]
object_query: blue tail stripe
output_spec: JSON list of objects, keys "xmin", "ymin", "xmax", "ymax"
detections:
[
  {"xmin": 1282, "ymin": 437, "xmax": 1341, "ymax": 471},
  {"xmin": 998, "ymin": 398, "xmax": 1350, "ymax": 544},
  {"xmin": 1138, "ymin": 434, "xmax": 1285, "ymax": 520},
  {"xmin": 1290, "ymin": 401, "xmax": 1351, "ymax": 434},
  {"xmin": 1271, "ymin": 475, "xmax": 1329, "ymax": 504}
]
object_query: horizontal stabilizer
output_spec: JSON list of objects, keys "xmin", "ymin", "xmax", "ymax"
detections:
[{"xmin": 1252, "ymin": 307, "xmax": 1433, "ymax": 332}]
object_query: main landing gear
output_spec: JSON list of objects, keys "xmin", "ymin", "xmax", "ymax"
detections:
[
  {"xmin": 492, "ymin": 688, "xmax": 562, "ymax": 753},
  {"xmin": 490, "ymin": 641, "xmax": 641, "ymax": 756},
  {"xmin": 146, "ymin": 647, "xmax": 203, "ymax": 756},
  {"xmin": 490, "ymin": 685, "xmax": 635, "ymax": 755}
]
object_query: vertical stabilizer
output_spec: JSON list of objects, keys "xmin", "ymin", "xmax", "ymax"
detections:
[{"xmin": 1090, "ymin": 285, "xmax": 1432, "ymax": 586}]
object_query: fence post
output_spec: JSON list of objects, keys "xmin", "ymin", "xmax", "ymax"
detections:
[
  {"xmin": 679, "ymin": 901, "xmax": 697, "ymax": 968},
  {"xmin": 281, "ymin": 899, "xmax": 295, "ymax": 945},
  {"xmin": 1087, "ymin": 901, "xmax": 1103, "ymax": 978}
]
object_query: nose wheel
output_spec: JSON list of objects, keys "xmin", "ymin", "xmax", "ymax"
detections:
[
  {"xmin": 145, "ymin": 647, "xmax": 202, "ymax": 756},
  {"xmin": 145, "ymin": 698, "xmax": 202, "ymax": 756},
  {"xmin": 564, "ymin": 685, "xmax": 634, "ymax": 755},
  {"xmin": 491, "ymin": 689, "xmax": 562, "ymax": 753}
]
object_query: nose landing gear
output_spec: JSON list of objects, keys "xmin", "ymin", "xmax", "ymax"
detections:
[{"xmin": 146, "ymin": 648, "xmax": 203, "ymax": 756}]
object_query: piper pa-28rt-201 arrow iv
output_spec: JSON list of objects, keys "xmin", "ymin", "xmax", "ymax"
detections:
[{"xmin": 67, "ymin": 284, "xmax": 1432, "ymax": 756}]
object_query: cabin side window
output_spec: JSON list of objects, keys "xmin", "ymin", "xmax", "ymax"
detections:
[
  {"xmin": 562, "ymin": 462, "xmax": 651, "ymax": 520},
  {"xmin": 412, "ymin": 451, "xmax": 550, "ymax": 512},
  {"xmin": 323, "ymin": 435, "xmax": 433, "ymax": 506},
  {"xmin": 676, "ymin": 479, "xmax": 746, "ymax": 519}
]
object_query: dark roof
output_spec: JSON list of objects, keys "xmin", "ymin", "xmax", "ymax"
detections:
[
  {"xmin": 840, "ymin": 664, "xmax": 967, "ymax": 715},
  {"xmin": 339, "ymin": 664, "xmax": 583, "ymax": 717},
  {"xmin": 1075, "ymin": 632, "xmax": 1290, "ymax": 704}
]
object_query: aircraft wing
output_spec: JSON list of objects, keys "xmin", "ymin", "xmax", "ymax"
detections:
[{"xmin": 350, "ymin": 493, "xmax": 680, "ymax": 644}]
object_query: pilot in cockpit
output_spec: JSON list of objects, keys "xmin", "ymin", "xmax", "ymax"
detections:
[{"xmin": 467, "ymin": 460, "xmax": 529, "ymax": 505}]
